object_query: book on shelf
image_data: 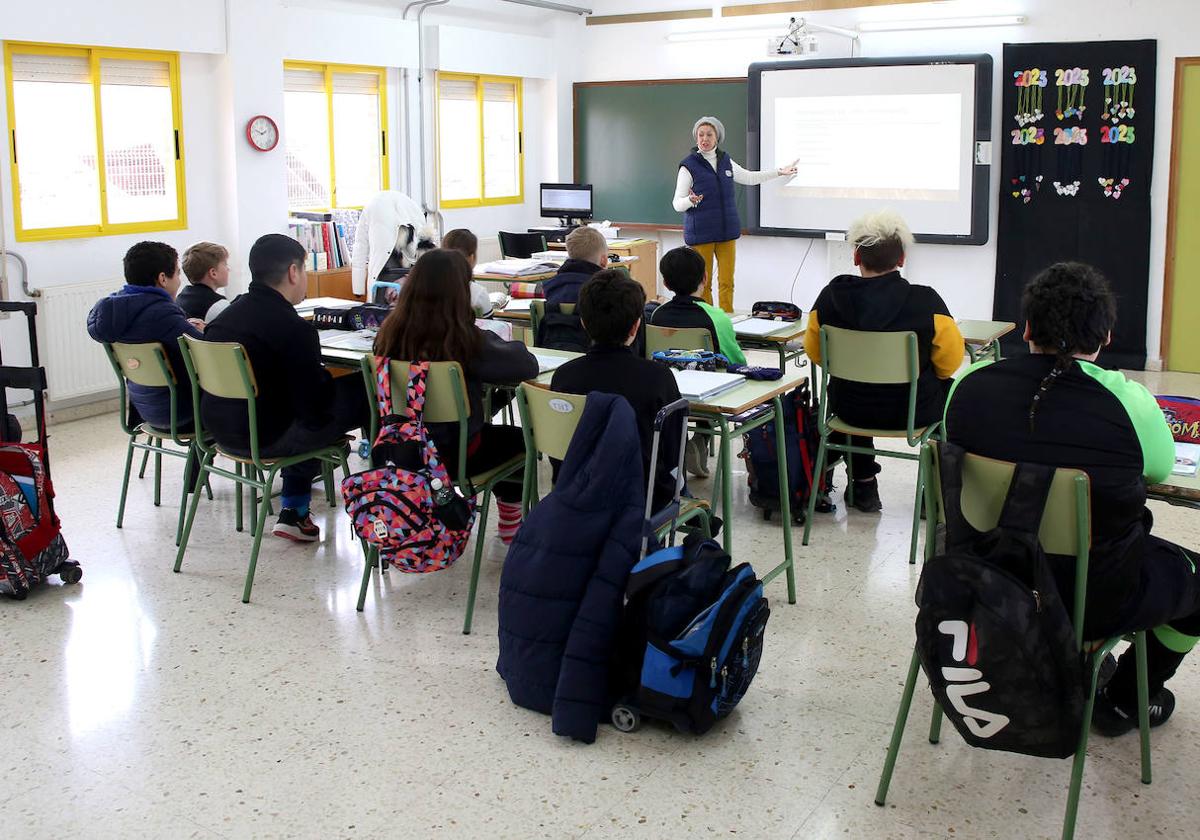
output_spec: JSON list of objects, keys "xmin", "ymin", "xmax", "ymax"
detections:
[{"xmin": 288, "ymin": 213, "xmax": 359, "ymax": 273}]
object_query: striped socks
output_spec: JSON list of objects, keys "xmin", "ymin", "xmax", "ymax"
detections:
[{"xmin": 496, "ymin": 500, "xmax": 523, "ymax": 545}]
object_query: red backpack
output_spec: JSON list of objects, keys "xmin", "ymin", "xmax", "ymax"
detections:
[{"xmin": 341, "ymin": 360, "xmax": 475, "ymax": 573}]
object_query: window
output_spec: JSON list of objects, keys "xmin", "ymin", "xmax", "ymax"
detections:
[
  {"xmin": 437, "ymin": 73, "xmax": 523, "ymax": 207},
  {"xmin": 4, "ymin": 42, "xmax": 186, "ymax": 242},
  {"xmin": 284, "ymin": 62, "xmax": 388, "ymax": 211}
]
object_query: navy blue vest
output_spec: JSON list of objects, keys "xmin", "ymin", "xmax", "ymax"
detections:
[{"xmin": 680, "ymin": 149, "xmax": 741, "ymax": 246}]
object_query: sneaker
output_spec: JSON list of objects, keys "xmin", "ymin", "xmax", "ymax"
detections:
[
  {"xmin": 849, "ymin": 478, "xmax": 883, "ymax": 513},
  {"xmin": 272, "ymin": 508, "xmax": 320, "ymax": 542},
  {"xmin": 1091, "ymin": 685, "xmax": 1175, "ymax": 737}
]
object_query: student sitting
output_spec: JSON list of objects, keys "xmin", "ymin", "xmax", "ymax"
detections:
[
  {"xmin": 551, "ymin": 269, "xmax": 683, "ymax": 511},
  {"xmin": 803, "ymin": 210, "xmax": 964, "ymax": 513},
  {"xmin": 374, "ymin": 248, "xmax": 538, "ymax": 544},
  {"xmin": 651, "ymin": 245, "xmax": 746, "ymax": 364},
  {"xmin": 203, "ymin": 234, "xmax": 368, "ymax": 543},
  {"xmin": 178, "ymin": 241, "xmax": 231, "ymax": 322},
  {"xmin": 945, "ymin": 262, "xmax": 1199, "ymax": 735},
  {"xmin": 87, "ymin": 241, "xmax": 204, "ymax": 431},
  {"xmin": 542, "ymin": 226, "xmax": 608, "ymax": 306},
  {"xmin": 441, "ymin": 228, "xmax": 495, "ymax": 317}
]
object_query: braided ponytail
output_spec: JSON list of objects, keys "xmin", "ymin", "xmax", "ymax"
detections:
[{"xmin": 1021, "ymin": 262, "xmax": 1117, "ymax": 432}]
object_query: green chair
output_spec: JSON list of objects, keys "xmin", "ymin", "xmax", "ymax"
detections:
[
  {"xmin": 102, "ymin": 341, "xmax": 212, "ymax": 546},
  {"xmin": 802, "ymin": 326, "xmax": 940, "ymax": 565},
  {"xmin": 515, "ymin": 384, "xmax": 711, "ymax": 551},
  {"xmin": 875, "ymin": 442, "xmax": 1153, "ymax": 840},
  {"xmin": 354, "ymin": 356, "xmax": 525, "ymax": 634},
  {"xmin": 174, "ymin": 335, "xmax": 350, "ymax": 603},
  {"xmin": 643, "ymin": 324, "xmax": 713, "ymax": 359}
]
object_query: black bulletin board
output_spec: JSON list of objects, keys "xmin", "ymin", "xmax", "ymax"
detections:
[{"xmin": 994, "ymin": 40, "xmax": 1156, "ymax": 369}]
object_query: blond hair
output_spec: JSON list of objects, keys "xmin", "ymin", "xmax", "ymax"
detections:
[
  {"xmin": 846, "ymin": 210, "xmax": 913, "ymax": 273},
  {"xmin": 181, "ymin": 242, "xmax": 229, "ymax": 284},
  {"xmin": 565, "ymin": 226, "xmax": 608, "ymax": 264}
]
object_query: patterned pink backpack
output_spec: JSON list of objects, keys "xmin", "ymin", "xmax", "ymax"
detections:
[{"xmin": 341, "ymin": 359, "xmax": 476, "ymax": 573}]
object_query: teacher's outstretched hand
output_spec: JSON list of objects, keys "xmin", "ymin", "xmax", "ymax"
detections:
[{"xmin": 672, "ymin": 116, "xmax": 796, "ymax": 311}]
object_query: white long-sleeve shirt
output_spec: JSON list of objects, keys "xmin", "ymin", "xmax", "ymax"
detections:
[
  {"xmin": 673, "ymin": 150, "xmax": 784, "ymax": 213},
  {"xmin": 350, "ymin": 190, "xmax": 428, "ymax": 295}
]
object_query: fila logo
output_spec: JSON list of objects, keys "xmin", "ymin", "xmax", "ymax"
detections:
[{"xmin": 938, "ymin": 620, "xmax": 1011, "ymax": 739}]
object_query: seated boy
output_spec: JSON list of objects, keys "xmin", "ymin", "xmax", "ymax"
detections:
[
  {"xmin": 441, "ymin": 228, "xmax": 495, "ymax": 317},
  {"xmin": 551, "ymin": 269, "xmax": 682, "ymax": 510},
  {"xmin": 803, "ymin": 210, "xmax": 964, "ymax": 513},
  {"xmin": 945, "ymin": 261, "xmax": 1199, "ymax": 735},
  {"xmin": 87, "ymin": 241, "xmax": 204, "ymax": 431},
  {"xmin": 203, "ymin": 234, "xmax": 368, "ymax": 542},
  {"xmin": 178, "ymin": 242, "xmax": 232, "ymax": 322},
  {"xmin": 651, "ymin": 246, "xmax": 746, "ymax": 364},
  {"xmin": 542, "ymin": 226, "xmax": 608, "ymax": 306}
]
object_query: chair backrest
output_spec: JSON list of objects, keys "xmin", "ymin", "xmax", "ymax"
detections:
[
  {"xmin": 928, "ymin": 442, "xmax": 1090, "ymax": 557},
  {"xmin": 644, "ymin": 324, "xmax": 713, "ymax": 359},
  {"xmin": 517, "ymin": 385, "xmax": 587, "ymax": 461},
  {"xmin": 360, "ymin": 356, "xmax": 472, "ymax": 484},
  {"xmin": 819, "ymin": 325, "xmax": 918, "ymax": 385},
  {"xmin": 529, "ymin": 300, "xmax": 578, "ymax": 348},
  {"xmin": 178, "ymin": 335, "xmax": 258, "ymax": 400},
  {"xmin": 498, "ymin": 231, "xmax": 547, "ymax": 259},
  {"xmin": 925, "ymin": 440, "xmax": 1091, "ymax": 645},
  {"xmin": 108, "ymin": 341, "xmax": 175, "ymax": 388}
]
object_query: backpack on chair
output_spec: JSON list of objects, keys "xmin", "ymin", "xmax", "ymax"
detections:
[
  {"xmin": 914, "ymin": 442, "xmax": 1086, "ymax": 759},
  {"xmin": 341, "ymin": 359, "xmax": 476, "ymax": 573},
  {"xmin": 537, "ymin": 302, "xmax": 589, "ymax": 352}
]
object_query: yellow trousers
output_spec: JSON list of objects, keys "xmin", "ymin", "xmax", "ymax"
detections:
[{"xmin": 692, "ymin": 239, "xmax": 737, "ymax": 312}]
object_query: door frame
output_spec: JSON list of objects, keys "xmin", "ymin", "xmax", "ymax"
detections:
[{"xmin": 1161, "ymin": 56, "xmax": 1200, "ymax": 367}]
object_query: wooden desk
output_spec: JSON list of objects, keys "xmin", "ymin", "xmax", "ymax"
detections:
[
  {"xmin": 549, "ymin": 238, "xmax": 659, "ymax": 301},
  {"xmin": 732, "ymin": 314, "xmax": 808, "ymax": 370},
  {"xmin": 958, "ymin": 319, "xmax": 1016, "ymax": 363},
  {"xmin": 1149, "ymin": 472, "xmax": 1200, "ymax": 508}
]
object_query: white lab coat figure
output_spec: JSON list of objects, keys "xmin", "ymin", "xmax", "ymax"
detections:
[{"xmin": 350, "ymin": 190, "xmax": 435, "ymax": 296}]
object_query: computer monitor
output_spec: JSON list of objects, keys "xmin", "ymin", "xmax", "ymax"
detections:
[{"xmin": 540, "ymin": 183, "xmax": 593, "ymax": 225}]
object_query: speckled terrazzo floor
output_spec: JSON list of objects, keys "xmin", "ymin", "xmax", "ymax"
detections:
[{"xmin": 4, "ymin": 362, "xmax": 1198, "ymax": 839}]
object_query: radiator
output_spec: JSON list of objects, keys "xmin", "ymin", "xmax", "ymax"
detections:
[{"xmin": 37, "ymin": 279, "xmax": 123, "ymax": 403}]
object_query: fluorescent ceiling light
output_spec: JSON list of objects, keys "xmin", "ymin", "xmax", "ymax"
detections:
[
  {"xmin": 858, "ymin": 15, "xmax": 1027, "ymax": 32},
  {"xmin": 666, "ymin": 27, "xmax": 779, "ymax": 43}
]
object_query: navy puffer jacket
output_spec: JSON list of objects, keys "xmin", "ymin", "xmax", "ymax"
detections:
[
  {"xmin": 87, "ymin": 285, "xmax": 202, "ymax": 429},
  {"xmin": 496, "ymin": 392, "xmax": 645, "ymax": 743}
]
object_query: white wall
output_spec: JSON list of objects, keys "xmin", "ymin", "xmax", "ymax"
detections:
[
  {"xmin": 0, "ymin": 0, "xmax": 554, "ymax": 379},
  {"xmin": 569, "ymin": 0, "xmax": 1200, "ymax": 366}
]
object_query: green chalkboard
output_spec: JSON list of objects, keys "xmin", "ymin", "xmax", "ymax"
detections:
[{"xmin": 574, "ymin": 79, "xmax": 749, "ymax": 228}]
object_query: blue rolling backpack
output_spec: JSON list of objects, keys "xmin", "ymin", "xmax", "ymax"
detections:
[{"xmin": 609, "ymin": 534, "xmax": 770, "ymax": 734}]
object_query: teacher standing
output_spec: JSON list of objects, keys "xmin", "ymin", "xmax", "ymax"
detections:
[{"xmin": 672, "ymin": 116, "xmax": 797, "ymax": 312}]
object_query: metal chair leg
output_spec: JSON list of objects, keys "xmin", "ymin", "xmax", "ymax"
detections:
[
  {"xmin": 803, "ymin": 434, "xmax": 829, "ymax": 546},
  {"xmin": 116, "ymin": 436, "xmax": 136, "ymax": 529},
  {"xmin": 242, "ymin": 469, "xmax": 278, "ymax": 604},
  {"xmin": 1134, "ymin": 631, "xmax": 1152, "ymax": 784},
  {"xmin": 462, "ymin": 490, "xmax": 494, "ymax": 635},
  {"xmin": 875, "ymin": 646, "xmax": 923, "ymax": 806},
  {"xmin": 175, "ymin": 453, "xmax": 214, "ymax": 573}
]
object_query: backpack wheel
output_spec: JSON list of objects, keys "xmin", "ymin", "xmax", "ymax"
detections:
[
  {"xmin": 611, "ymin": 704, "xmax": 641, "ymax": 733},
  {"xmin": 59, "ymin": 563, "xmax": 82, "ymax": 585},
  {"xmin": 761, "ymin": 509, "xmax": 772, "ymax": 522}
]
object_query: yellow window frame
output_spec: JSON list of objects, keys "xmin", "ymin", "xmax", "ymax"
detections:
[
  {"xmin": 436, "ymin": 72, "xmax": 525, "ymax": 209},
  {"xmin": 4, "ymin": 40, "xmax": 187, "ymax": 243},
  {"xmin": 283, "ymin": 60, "xmax": 390, "ymax": 211}
]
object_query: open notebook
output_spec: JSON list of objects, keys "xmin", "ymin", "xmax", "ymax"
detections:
[
  {"xmin": 672, "ymin": 369, "xmax": 745, "ymax": 401},
  {"xmin": 734, "ymin": 318, "xmax": 794, "ymax": 338},
  {"xmin": 533, "ymin": 353, "xmax": 570, "ymax": 375},
  {"xmin": 320, "ymin": 329, "xmax": 377, "ymax": 352}
]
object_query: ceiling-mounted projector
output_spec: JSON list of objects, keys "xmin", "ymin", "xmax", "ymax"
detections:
[{"xmin": 770, "ymin": 18, "xmax": 819, "ymax": 56}]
